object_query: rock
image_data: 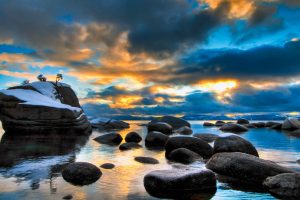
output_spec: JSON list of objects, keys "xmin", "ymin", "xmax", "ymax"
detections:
[
  {"xmin": 297, "ymin": 159, "xmax": 300, "ymax": 165},
  {"xmin": 144, "ymin": 169, "xmax": 216, "ymax": 199},
  {"xmin": 90, "ymin": 117, "xmax": 129, "ymax": 130},
  {"xmin": 245, "ymin": 124, "xmax": 257, "ymax": 128},
  {"xmin": 145, "ymin": 131, "xmax": 169, "ymax": 148},
  {"xmin": 62, "ymin": 194, "xmax": 73, "ymax": 199},
  {"xmin": 220, "ymin": 123, "xmax": 248, "ymax": 133},
  {"xmin": 282, "ymin": 118, "xmax": 300, "ymax": 130},
  {"xmin": 206, "ymin": 152, "xmax": 294, "ymax": 184},
  {"xmin": 215, "ymin": 121, "xmax": 225, "ymax": 126},
  {"xmin": 100, "ymin": 163, "xmax": 115, "ymax": 169},
  {"xmin": 237, "ymin": 118, "xmax": 249, "ymax": 124},
  {"xmin": 193, "ymin": 133, "xmax": 219, "ymax": 143},
  {"xmin": 134, "ymin": 156, "xmax": 159, "ymax": 164},
  {"xmin": 62, "ymin": 162, "xmax": 102, "ymax": 185},
  {"xmin": 168, "ymin": 148, "xmax": 201, "ymax": 164},
  {"xmin": 266, "ymin": 122, "xmax": 280, "ymax": 127},
  {"xmin": 175, "ymin": 126, "xmax": 193, "ymax": 135},
  {"xmin": 213, "ymin": 135, "xmax": 259, "ymax": 157},
  {"xmin": 148, "ymin": 122, "xmax": 172, "ymax": 135},
  {"xmin": 119, "ymin": 142, "xmax": 141, "ymax": 151},
  {"xmin": 263, "ymin": 173, "xmax": 300, "ymax": 198},
  {"xmin": 252, "ymin": 122, "xmax": 266, "ymax": 128},
  {"xmin": 0, "ymin": 81, "xmax": 91, "ymax": 135},
  {"xmin": 125, "ymin": 132, "xmax": 142, "ymax": 143},
  {"xmin": 270, "ymin": 123, "xmax": 282, "ymax": 130},
  {"xmin": 149, "ymin": 116, "xmax": 190, "ymax": 129},
  {"xmin": 165, "ymin": 136, "xmax": 213, "ymax": 159},
  {"xmin": 94, "ymin": 133, "xmax": 123, "ymax": 145},
  {"xmin": 203, "ymin": 122, "xmax": 214, "ymax": 127}
]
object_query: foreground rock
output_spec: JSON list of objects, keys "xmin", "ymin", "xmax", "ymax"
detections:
[
  {"xmin": 193, "ymin": 133, "xmax": 219, "ymax": 143},
  {"xmin": 149, "ymin": 116, "xmax": 190, "ymax": 129},
  {"xmin": 145, "ymin": 131, "xmax": 169, "ymax": 148},
  {"xmin": 94, "ymin": 133, "xmax": 123, "ymax": 145},
  {"xmin": 220, "ymin": 123, "xmax": 248, "ymax": 133},
  {"xmin": 237, "ymin": 118, "xmax": 249, "ymax": 125},
  {"xmin": 282, "ymin": 118, "xmax": 300, "ymax": 130},
  {"xmin": 144, "ymin": 169, "xmax": 216, "ymax": 199},
  {"xmin": 119, "ymin": 142, "xmax": 141, "ymax": 150},
  {"xmin": 165, "ymin": 136, "xmax": 213, "ymax": 159},
  {"xmin": 0, "ymin": 81, "xmax": 91, "ymax": 135},
  {"xmin": 90, "ymin": 117, "xmax": 129, "ymax": 130},
  {"xmin": 168, "ymin": 148, "xmax": 201, "ymax": 164},
  {"xmin": 263, "ymin": 173, "xmax": 300, "ymax": 198},
  {"xmin": 148, "ymin": 122, "xmax": 172, "ymax": 135},
  {"xmin": 206, "ymin": 152, "xmax": 294, "ymax": 184},
  {"xmin": 134, "ymin": 156, "xmax": 159, "ymax": 164},
  {"xmin": 100, "ymin": 163, "xmax": 115, "ymax": 169},
  {"xmin": 125, "ymin": 132, "xmax": 142, "ymax": 143},
  {"xmin": 213, "ymin": 135, "xmax": 259, "ymax": 157},
  {"xmin": 62, "ymin": 162, "xmax": 102, "ymax": 185},
  {"xmin": 175, "ymin": 126, "xmax": 193, "ymax": 135}
]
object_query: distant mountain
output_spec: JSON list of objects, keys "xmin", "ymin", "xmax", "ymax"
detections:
[{"xmin": 183, "ymin": 113, "xmax": 287, "ymax": 120}]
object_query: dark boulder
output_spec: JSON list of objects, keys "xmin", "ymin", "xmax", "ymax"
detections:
[
  {"xmin": 168, "ymin": 148, "xmax": 201, "ymax": 164},
  {"xmin": 148, "ymin": 122, "xmax": 172, "ymax": 135},
  {"xmin": 252, "ymin": 122, "xmax": 266, "ymax": 128},
  {"xmin": 119, "ymin": 142, "xmax": 141, "ymax": 151},
  {"xmin": 94, "ymin": 133, "xmax": 123, "ymax": 145},
  {"xmin": 237, "ymin": 118, "xmax": 250, "ymax": 125},
  {"xmin": 144, "ymin": 169, "xmax": 216, "ymax": 199},
  {"xmin": 100, "ymin": 163, "xmax": 115, "ymax": 169},
  {"xmin": 62, "ymin": 194, "xmax": 73, "ymax": 199},
  {"xmin": 282, "ymin": 118, "xmax": 300, "ymax": 130},
  {"xmin": 203, "ymin": 122, "xmax": 214, "ymax": 127},
  {"xmin": 149, "ymin": 116, "xmax": 190, "ymax": 129},
  {"xmin": 266, "ymin": 122, "xmax": 280, "ymax": 127},
  {"xmin": 206, "ymin": 152, "xmax": 294, "ymax": 184},
  {"xmin": 215, "ymin": 121, "xmax": 225, "ymax": 127},
  {"xmin": 165, "ymin": 136, "xmax": 213, "ymax": 159},
  {"xmin": 213, "ymin": 135, "xmax": 259, "ymax": 157},
  {"xmin": 270, "ymin": 123, "xmax": 282, "ymax": 130},
  {"xmin": 125, "ymin": 132, "xmax": 142, "ymax": 143},
  {"xmin": 134, "ymin": 156, "xmax": 159, "ymax": 164},
  {"xmin": 62, "ymin": 162, "xmax": 102, "ymax": 185},
  {"xmin": 90, "ymin": 118, "xmax": 129, "ymax": 130},
  {"xmin": 145, "ymin": 131, "xmax": 169, "ymax": 148},
  {"xmin": 175, "ymin": 126, "xmax": 193, "ymax": 135},
  {"xmin": 263, "ymin": 173, "xmax": 300, "ymax": 198},
  {"xmin": 220, "ymin": 123, "xmax": 248, "ymax": 133},
  {"xmin": 193, "ymin": 133, "xmax": 219, "ymax": 143},
  {"xmin": 245, "ymin": 124, "xmax": 257, "ymax": 128}
]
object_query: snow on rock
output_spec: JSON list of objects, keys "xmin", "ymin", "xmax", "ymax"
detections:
[{"xmin": 28, "ymin": 81, "xmax": 60, "ymax": 102}]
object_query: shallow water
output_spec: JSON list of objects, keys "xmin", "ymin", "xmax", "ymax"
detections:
[{"xmin": 0, "ymin": 120, "xmax": 299, "ymax": 200}]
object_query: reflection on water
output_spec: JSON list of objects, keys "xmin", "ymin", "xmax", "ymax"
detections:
[{"xmin": 0, "ymin": 120, "xmax": 299, "ymax": 199}]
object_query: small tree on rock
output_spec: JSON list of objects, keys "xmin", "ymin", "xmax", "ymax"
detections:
[
  {"xmin": 37, "ymin": 74, "xmax": 47, "ymax": 82},
  {"xmin": 21, "ymin": 80, "xmax": 30, "ymax": 85},
  {"xmin": 55, "ymin": 73, "xmax": 63, "ymax": 85}
]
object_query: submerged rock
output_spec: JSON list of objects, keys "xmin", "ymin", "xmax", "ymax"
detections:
[
  {"xmin": 215, "ymin": 121, "xmax": 225, "ymax": 127},
  {"xmin": 213, "ymin": 135, "xmax": 259, "ymax": 157},
  {"xmin": 266, "ymin": 122, "xmax": 280, "ymax": 127},
  {"xmin": 94, "ymin": 133, "xmax": 123, "ymax": 145},
  {"xmin": 237, "ymin": 118, "xmax": 249, "ymax": 125},
  {"xmin": 206, "ymin": 152, "xmax": 294, "ymax": 184},
  {"xmin": 125, "ymin": 132, "xmax": 142, "ymax": 143},
  {"xmin": 145, "ymin": 131, "xmax": 169, "ymax": 148},
  {"xmin": 263, "ymin": 173, "xmax": 300, "ymax": 198},
  {"xmin": 203, "ymin": 122, "xmax": 214, "ymax": 127},
  {"xmin": 168, "ymin": 148, "xmax": 201, "ymax": 164},
  {"xmin": 165, "ymin": 136, "xmax": 213, "ymax": 159},
  {"xmin": 193, "ymin": 133, "xmax": 219, "ymax": 143},
  {"xmin": 149, "ymin": 116, "xmax": 190, "ymax": 129},
  {"xmin": 100, "ymin": 163, "xmax": 115, "ymax": 169},
  {"xmin": 144, "ymin": 169, "xmax": 216, "ymax": 199},
  {"xmin": 90, "ymin": 117, "xmax": 129, "ymax": 130},
  {"xmin": 134, "ymin": 156, "xmax": 159, "ymax": 164},
  {"xmin": 175, "ymin": 126, "xmax": 193, "ymax": 135},
  {"xmin": 62, "ymin": 194, "xmax": 73, "ymax": 199},
  {"xmin": 62, "ymin": 162, "xmax": 102, "ymax": 185},
  {"xmin": 220, "ymin": 123, "xmax": 248, "ymax": 133},
  {"xmin": 119, "ymin": 142, "xmax": 141, "ymax": 150},
  {"xmin": 148, "ymin": 122, "xmax": 172, "ymax": 135}
]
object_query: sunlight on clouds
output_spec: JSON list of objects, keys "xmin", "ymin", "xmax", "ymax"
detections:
[
  {"xmin": 110, "ymin": 95, "xmax": 142, "ymax": 109},
  {"xmin": 197, "ymin": 80, "xmax": 237, "ymax": 93}
]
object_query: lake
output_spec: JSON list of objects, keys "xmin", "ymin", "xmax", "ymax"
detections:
[{"xmin": 0, "ymin": 120, "xmax": 299, "ymax": 200}]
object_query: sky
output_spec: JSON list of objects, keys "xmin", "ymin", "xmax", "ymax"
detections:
[{"xmin": 0, "ymin": 0, "xmax": 300, "ymax": 117}]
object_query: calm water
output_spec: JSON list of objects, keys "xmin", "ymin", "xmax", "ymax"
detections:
[{"xmin": 0, "ymin": 120, "xmax": 299, "ymax": 200}]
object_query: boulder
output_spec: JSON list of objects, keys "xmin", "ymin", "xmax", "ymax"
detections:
[
  {"xmin": 165, "ymin": 136, "xmax": 213, "ymax": 159},
  {"xmin": 237, "ymin": 118, "xmax": 249, "ymax": 124},
  {"xmin": 263, "ymin": 173, "xmax": 300, "ymax": 198},
  {"xmin": 119, "ymin": 142, "xmax": 141, "ymax": 151},
  {"xmin": 213, "ymin": 135, "xmax": 259, "ymax": 157},
  {"xmin": 193, "ymin": 133, "xmax": 219, "ymax": 143},
  {"xmin": 266, "ymin": 122, "xmax": 280, "ymax": 127},
  {"xmin": 245, "ymin": 124, "xmax": 257, "ymax": 128},
  {"xmin": 100, "ymin": 163, "xmax": 115, "ymax": 169},
  {"xmin": 145, "ymin": 131, "xmax": 169, "ymax": 148},
  {"xmin": 168, "ymin": 148, "xmax": 201, "ymax": 164},
  {"xmin": 62, "ymin": 194, "xmax": 73, "ymax": 200},
  {"xmin": 206, "ymin": 152, "xmax": 294, "ymax": 184},
  {"xmin": 220, "ymin": 123, "xmax": 248, "ymax": 133},
  {"xmin": 90, "ymin": 117, "xmax": 129, "ymax": 130},
  {"xmin": 134, "ymin": 156, "xmax": 159, "ymax": 164},
  {"xmin": 215, "ymin": 121, "xmax": 225, "ymax": 126},
  {"xmin": 144, "ymin": 169, "xmax": 216, "ymax": 199},
  {"xmin": 94, "ymin": 133, "xmax": 123, "ymax": 145},
  {"xmin": 282, "ymin": 118, "xmax": 300, "ymax": 130},
  {"xmin": 62, "ymin": 162, "xmax": 102, "ymax": 185},
  {"xmin": 149, "ymin": 116, "xmax": 190, "ymax": 129},
  {"xmin": 125, "ymin": 132, "xmax": 142, "ymax": 143},
  {"xmin": 270, "ymin": 123, "xmax": 282, "ymax": 130},
  {"xmin": 252, "ymin": 122, "xmax": 266, "ymax": 128},
  {"xmin": 0, "ymin": 81, "xmax": 91, "ymax": 135},
  {"xmin": 148, "ymin": 122, "xmax": 172, "ymax": 135},
  {"xmin": 203, "ymin": 122, "xmax": 214, "ymax": 127},
  {"xmin": 175, "ymin": 126, "xmax": 193, "ymax": 135}
]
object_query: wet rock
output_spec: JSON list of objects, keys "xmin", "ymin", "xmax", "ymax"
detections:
[
  {"xmin": 100, "ymin": 163, "xmax": 115, "ymax": 169},
  {"xmin": 266, "ymin": 122, "xmax": 280, "ymax": 127},
  {"xmin": 62, "ymin": 194, "xmax": 73, "ymax": 199},
  {"xmin": 252, "ymin": 122, "xmax": 266, "ymax": 128},
  {"xmin": 263, "ymin": 173, "xmax": 300, "ymax": 198},
  {"xmin": 119, "ymin": 142, "xmax": 141, "ymax": 151},
  {"xmin": 168, "ymin": 148, "xmax": 201, "ymax": 164},
  {"xmin": 175, "ymin": 126, "xmax": 193, "ymax": 135},
  {"xmin": 134, "ymin": 156, "xmax": 159, "ymax": 164},
  {"xmin": 213, "ymin": 135, "xmax": 259, "ymax": 157},
  {"xmin": 62, "ymin": 162, "xmax": 102, "ymax": 185},
  {"xmin": 91, "ymin": 117, "xmax": 129, "ymax": 130},
  {"xmin": 237, "ymin": 118, "xmax": 249, "ymax": 125},
  {"xmin": 282, "ymin": 118, "xmax": 300, "ymax": 130},
  {"xmin": 165, "ymin": 136, "xmax": 213, "ymax": 159},
  {"xmin": 203, "ymin": 122, "xmax": 214, "ymax": 127},
  {"xmin": 148, "ymin": 122, "xmax": 172, "ymax": 135},
  {"xmin": 245, "ymin": 124, "xmax": 257, "ymax": 128},
  {"xmin": 145, "ymin": 131, "xmax": 169, "ymax": 148},
  {"xmin": 270, "ymin": 123, "xmax": 282, "ymax": 130},
  {"xmin": 144, "ymin": 169, "xmax": 216, "ymax": 199},
  {"xmin": 220, "ymin": 123, "xmax": 248, "ymax": 133},
  {"xmin": 215, "ymin": 121, "xmax": 225, "ymax": 127},
  {"xmin": 125, "ymin": 132, "xmax": 142, "ymax": 143},
  {"xmin": 94, "ymin": 133, "xmax": 123, "ymax": 145},
  {"xmin": 206, "ymin": 152, "xmax": 294, "ymax": 184},
  {"xmin": 149, "ymin": 116, "xmax": 191, "ymax": 129},
  {"xmin": 193, "ymin": 133, "xmax": 219, "ymax": 143}
]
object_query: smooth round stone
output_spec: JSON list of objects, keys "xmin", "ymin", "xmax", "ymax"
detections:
[
  {"xmin": 62, "ymin": 194, "xmax": 73, "ymax": 199},
  {"xmin": 203, "ymin": 122, "xmax": 214, "ymax": 127},
  {"xmin": 134, "ymin": 156, "xmax": 159, "ymax": 164},
  {"xmin": 168, "ymin": 148, "xmax": 201, "ymax": 164},
  {"xmin": 145, "ymin": 131, "xmax": 169, "ymax": 148},
  {"xmin": 175, "ymin": 126, "xmax": 193, "ymax": 135},
  {"xmin": 237, "ymin": 118, "xmax": 249, "ymax": 124},
  {"xmin": 93, "ymin": 133, "xmax": 123, "ymax": 145},
  {"xmin": 100, "ymin": 163, "xmax": 115, "ymax": 169},
  {"xmin": 125, "ymin": 132, "xmax": 142, "ymax": 143},
  {"xmin": 193, "ymin": 133, "xmax": 219, "ymax": 143},
  {"xmin": 220, "ymin": 123, "xmax": 248, "ymax": 133},
  {"xmin": 149, "ymin": 116, "xmax": 190, "ymax": 129},
  {"xmin": 148, "ymin": 122, "xmax": 173, "ymax": 135},
  {"xmin": 119, "ymin": 142, "xmax": 141, "ymax": 151}
]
